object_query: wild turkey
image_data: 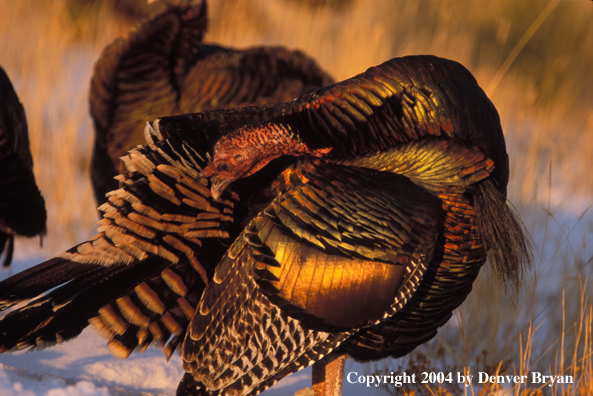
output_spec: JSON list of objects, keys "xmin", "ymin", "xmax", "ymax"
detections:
[
  {"xmin": 0, "ymin": 55, "xmax": 530, "ymax": 396},
  {"xmin": 90, "ymin": 0, "xmax": 333, "ymax": 206},
  {"xmin": 0, "ymin": 66, "xmax": 46, "ymax": 268}
]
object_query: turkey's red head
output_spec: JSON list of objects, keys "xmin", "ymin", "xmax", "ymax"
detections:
[{"xmin": 200, "ymin": 124, "xmax": 331, "ymax": 200}]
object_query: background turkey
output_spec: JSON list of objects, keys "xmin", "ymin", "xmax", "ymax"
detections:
[
  {"xmin": 0, "ymin": 56, "xmax": 530, "ymax": 396},
  {"xmin": 90, "ymin": 0, "xmax": 333, "ymax": 206},
  {"xmin": 0, "ymin": 66, "xmax": 46, "ymax": 268}
]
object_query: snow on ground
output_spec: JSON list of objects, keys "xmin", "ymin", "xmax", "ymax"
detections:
[
  {"xmin": 0, "ymin": 327, "xmax": 385, "ymax": 396},
  {"xmin": 0, "ymin": 325, "xmax": 182, "ymax": 396}
]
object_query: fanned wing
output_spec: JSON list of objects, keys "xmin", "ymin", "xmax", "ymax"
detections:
[
  {"xmin": 0, "ymin": 66, "xmax": 46, "ymax": 268},
  {"xmin": 249, "ymin": 161, "xmax": 444, "ymax": 328},
  {"xmin": 180, "ymin": 160, "xmax": 444, "ymax": 395},
  {"xmin": 343, "ymin": 185, "xmax": 488, "ymax": 361},
  {"xmin": 0, "ymin": 124, "xmax": 235, "ymax": 358},
  {"xmin": 181, "ymin": 236, "xmax": 349, "ymax": 396},
  {"xmin": 90, "ymin": 1, "xmax": 333, "ymax": 204}
]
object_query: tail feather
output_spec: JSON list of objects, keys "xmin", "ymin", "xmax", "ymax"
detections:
[
  {"xmin": 0, "ymin": 257, "xmax": 101, "ymax": 308},
  {"xmin": 0, "ymin": 255, "xmax": 172, "ymax": 353}
]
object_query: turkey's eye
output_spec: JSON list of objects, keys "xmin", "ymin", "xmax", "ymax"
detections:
[
  {"xmin": 234, "ymin": 153, "xmax": 244, "ymax": 163},
  {"xmin": 217, "ymin": 162, "xmax": 229, "ymax": 172}
]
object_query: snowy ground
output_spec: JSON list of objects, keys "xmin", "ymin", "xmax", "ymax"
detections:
[{"xmin": 0, "ymin": 324, "xmax": 385, "ymax": 396}]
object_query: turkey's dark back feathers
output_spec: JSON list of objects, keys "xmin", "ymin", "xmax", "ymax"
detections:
[
  {"xmin": 158, "ymin": 55, "xmax": 508, "ymax": 195},
  {"xmin": 90, "ymin": 1, "xmax": 333, "ymax": 205},
  {"xmin": 0, "ymin": 66, "xmax": 46, "ymax": 268}
]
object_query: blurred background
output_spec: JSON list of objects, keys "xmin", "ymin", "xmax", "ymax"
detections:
[{"xmin": 0, "ymin": 0, "xmax": 592, "ymax": 395}]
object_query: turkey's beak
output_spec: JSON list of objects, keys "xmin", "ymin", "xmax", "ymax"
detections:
[{"xmin": 210, "ymin": 176, "xmax": 233, "ymax": 201}]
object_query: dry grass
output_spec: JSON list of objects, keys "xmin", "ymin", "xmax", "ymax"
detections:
[
  {"xmin": 370, "ymin": 279, "xmax": 592, "ymax": 395},
  {"xmin": 0, "ymin": 0, "xmax": 591, "ymax": 393}
]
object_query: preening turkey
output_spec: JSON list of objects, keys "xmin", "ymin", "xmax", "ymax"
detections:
[
  {"xmin": 90, "ymin": 0, "xmax": 333, "ymax": 206},
  {"xmin": 0, "ymin": 55, "xmax": 530, "ymax": 396},
  {"xmin": 0, "ymin": 66, "xmax": 46, "ymax": 268}
]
